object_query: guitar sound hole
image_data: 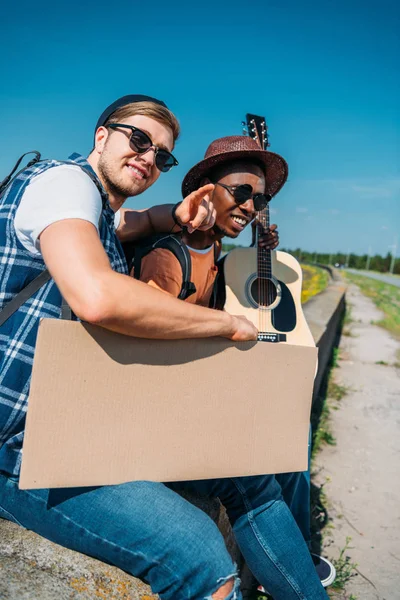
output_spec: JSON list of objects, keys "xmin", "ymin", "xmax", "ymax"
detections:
[{"xmin": 250, "ymin": 277, "xmax": 277, "ymax": 307}]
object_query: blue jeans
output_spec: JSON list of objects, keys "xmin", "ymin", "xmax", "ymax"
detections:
[
  {"xmin": 0, "ymin": 473, "xmax": 327, "ymax": 600},
  {"xmin": 277, "ymin": 471, "xmax": 311, "ymax": 547},
  {"xmin": 277, "ymin": 427, "xmax": 312, "ymax": 548}
]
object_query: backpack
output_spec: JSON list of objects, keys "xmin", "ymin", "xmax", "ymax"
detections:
[
  {"xmin": 122, "ymin": 235, "xmax": 225, "ymax": 304},
  {"xmin": 122, "ymin": 234, "xmax": 198, "ymax": 301},
  {"xmin": 209, "ymin": 254, "xmax": 227, "ymax": 310}
]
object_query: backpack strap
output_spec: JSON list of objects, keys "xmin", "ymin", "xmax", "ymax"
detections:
[
  {"xmin": 213, "ymin": 241, "xmax": 220, "ymax": 263},
  {"xmin": 0, "ymin": 270, "xmax": 51, "ymax": 327},
  {"xmin": 0, "ymin": 151, "xmax": 42, "ymax": 196},
  {"xmin": 133, "ymin": 234, "xmax": 196, "ymax": 301},
  {"xmin": 0, "ymin": 158, "xmax": 106, "ymax": 328},
  {"xmin": 209, "ymin": 254, "xmax": 227, "ymax": 310}
]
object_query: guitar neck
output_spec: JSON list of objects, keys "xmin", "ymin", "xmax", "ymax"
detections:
[
  {"xmin": 245, "ymin": 113, "xmax": 273, "ymax": 280},
  {"xmin": 256, "ymin": 206, "xmax": 272, "ymax": 280}
]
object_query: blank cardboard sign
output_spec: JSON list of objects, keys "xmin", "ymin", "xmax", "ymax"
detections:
[{"xmin": 19, "ymin": 319, "xmax": 318, "ymax": 489}]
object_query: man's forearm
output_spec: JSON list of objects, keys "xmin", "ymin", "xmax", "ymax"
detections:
[
  {"xmin": 85, "ymin": 271, "xmax": 235, "ymax": 340},
  {"xmin": 40, "ymin": 219, "xmax": 245, "ymax": 341},
  {"xmin": 117, "ymin": 205, "xmax": 180, "ymax": 243}
]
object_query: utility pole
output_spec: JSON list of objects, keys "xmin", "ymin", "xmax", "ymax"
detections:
[
  {"xmin": 366, "ymin": 246, "xmax": 372, "ymax": 271},
  {"xmin": 328, "ymin": 252, "xmax": 332, "ymax": 265},
  {"xmin": 389, "ymin": 237, "xmax": 398, "ymax": 274},
  {"xmin": 345, "ymin": 249, "xmax": 350, "ymax": 268}
]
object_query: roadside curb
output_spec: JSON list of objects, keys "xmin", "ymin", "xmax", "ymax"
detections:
[{"xmin": 303, "ymin": 270, "xmax": 347, "ymax": 403}]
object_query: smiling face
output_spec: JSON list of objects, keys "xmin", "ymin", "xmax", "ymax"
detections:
[
  {"xmin": 209, "ymin": 161, "xmax": 266, "ymax": 239},
  {"xmin": 93, "ymin": 114, "xmax": 175, "ymax": 206}
]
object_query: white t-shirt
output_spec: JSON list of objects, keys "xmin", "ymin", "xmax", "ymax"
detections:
[
  {"xmin": 186, "ymin": 244, "xmax": 214, "ymax": 255},
  {"xmin": 14, "ymin": 164, "xmax": 120, "ymax": 257}
]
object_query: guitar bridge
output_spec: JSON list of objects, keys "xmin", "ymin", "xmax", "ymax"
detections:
[{"xmin": 258, "ymin": 332, "xmax": 287, "ymax": 343}]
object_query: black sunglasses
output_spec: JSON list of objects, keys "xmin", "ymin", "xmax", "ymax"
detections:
[
  {"xmin": 215, "ymin": 182, "xmax": 271, "ymax": 211},
  {"xmin": 106, "ymin": 123, "xmax": 178, "ymax": 173}
]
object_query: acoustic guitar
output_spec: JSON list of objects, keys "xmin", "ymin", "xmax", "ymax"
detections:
[{"xmin": 222, "ymin": 114, "xmax": 315, "ymax": 347}]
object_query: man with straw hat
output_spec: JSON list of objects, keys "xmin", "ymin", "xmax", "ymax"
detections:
[
  {"xmin": 137, "ymin": 135, "xmax": 336, "ymax": 596},
  {"xmin": 137, "ymin": 136, "xmax": 284, "ymax": 305}
]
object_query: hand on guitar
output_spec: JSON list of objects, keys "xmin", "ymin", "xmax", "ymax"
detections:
[
  {"xmin": 227, "ymin": 315, "xmax": 258, "ymax": 342},
  {"xmin": 251, "ymin": 221, "xmax": 279, "ymax": 249}
]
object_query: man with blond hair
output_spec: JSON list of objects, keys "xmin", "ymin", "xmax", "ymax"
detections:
[{"xmin": 0, "ymin": 95, "xmax": 327, "ymax": 600}]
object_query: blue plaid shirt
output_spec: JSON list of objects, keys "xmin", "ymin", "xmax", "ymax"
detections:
[{"xmin": 0, "ymin": 153, "xmax": 128, "ymax": 477}]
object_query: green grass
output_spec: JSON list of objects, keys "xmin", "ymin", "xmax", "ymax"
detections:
[
  {"xmin": 342, "ymin": 306, "xmax": 355, "ymax": 337},
  {"xmin": 311, "ymin": 363, "xmax": 355, "ymax": 599},
  {"xmin": 328, "ymin": 537, "xmax": 358, "ymax": 597},
  {"xmin": 328, "ymin": 380, "xmax": 349, "ymax": 401},
  {"xmin": 331, "ymin": 347, "xmax": 341, "ymax": 368},
  {"xmin": 312, "ymin": 397, "xmax": 337, "ymax": 459},
  {"xmin": 343, "ymin": 305, "xmax": 353, "ymax": 326},
  {"xmin": 301, "ymin": 265, "xmax": 329, "ymax": 304},
  {"xmin": 344, "ymin": 272, "xmax": 400, "ymax": 339},
  {"xmin": 311, "ymin": 349, "xmax": 349, "ymax": 457},
  {"xmin": 311, "ymin": 361, "xmax": 349, "ymax": 459},
  {"xmin": 311, "ymin": 358, "xmax": 349, "ymax": 457}
]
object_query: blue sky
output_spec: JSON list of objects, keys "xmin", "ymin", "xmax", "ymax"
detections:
[{"xmin": 1, "ymin": 0, "xmax": 399, "ymax": 256}]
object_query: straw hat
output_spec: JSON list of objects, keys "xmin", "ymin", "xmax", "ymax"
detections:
[{"xmin": 182, "ymin": 135, "xmax": 288, "ymax": 198}]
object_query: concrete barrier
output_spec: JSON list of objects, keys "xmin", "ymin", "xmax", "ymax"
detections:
[
  {"xmin": 0, "ymin": 493, "xmax": 225, "ymax": 600},
  {"xmin": 0, "ymin": 272, "xmax": 347, "ymax": 600},
  {"xmin": 303, "ymin": 269, "xmax": 347, "ymax": 403}
]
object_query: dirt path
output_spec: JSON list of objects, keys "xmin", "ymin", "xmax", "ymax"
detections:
[{"xmin": 314, "ymin": 283, "xmax": 400, "ymax": 600}]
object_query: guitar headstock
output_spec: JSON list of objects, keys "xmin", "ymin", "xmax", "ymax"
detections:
[
  {"xmin": 244, "ymin": 114, "xmax": 269, "ymax": 151},
  {"xmin": 242, "ymin": 113, "xmax": 272, "ymax": 235}
]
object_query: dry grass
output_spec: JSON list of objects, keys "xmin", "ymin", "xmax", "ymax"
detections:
[{"xmin": 301, "ymin": 265, "xmax": 330, "ymax": 304}]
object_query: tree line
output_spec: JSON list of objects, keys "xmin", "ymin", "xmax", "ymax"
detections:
[{"xmin": 221, "ymin": 244, "xmax": 399, "ymax": 274}]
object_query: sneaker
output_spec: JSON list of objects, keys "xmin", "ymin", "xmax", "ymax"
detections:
[
  {"xmin": 255, "ymin": 554, "xmax": 336, "ymax": 596},
  {"xmin": 255, "ymin": 587, "xmax": 272, "ymax": 599},
  {"xmin": 311, "ymin": 553, "xmax": 336, "ymax": 587}
]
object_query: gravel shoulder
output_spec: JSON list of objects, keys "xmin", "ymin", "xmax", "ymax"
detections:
[{"xmin": 314, "ymin": 283, "xmax": 400, "ymax": 600}]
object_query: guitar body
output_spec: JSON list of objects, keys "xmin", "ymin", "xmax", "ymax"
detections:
[{"xmin": 223, "ymin": 248, "xmax": 315, "ymax": 347}]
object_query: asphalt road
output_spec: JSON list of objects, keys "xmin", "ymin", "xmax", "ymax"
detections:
[{"xmin": 346, "ymin": 269, "xmax": 400, "ymax": 288}]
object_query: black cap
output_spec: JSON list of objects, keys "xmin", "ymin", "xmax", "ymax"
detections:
[{"xmin": 95, "ymin": 94, "xmax": 168, "ymax": 133}]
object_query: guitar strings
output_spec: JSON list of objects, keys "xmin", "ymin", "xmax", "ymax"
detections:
[
  {"xmin": 257, "ymin": 213, "xmax": 263, "ymax": 332},
  {"xmin": 258, "ymin": 214, "xmax": 263, "ymax": 334},
  {"xmin": 249, "ymin": 118, "xmax": 279, "ymax": 336},
  {"xmin": 257, "ymin": 205, "xmax": 277, "ymax": 335},
  {"xmin": 258, "ymin": 217, "xmax": 264, "ymax": 333},
  {"xmin": 250, "ymin": 117, "xmax": 274, "ymax": 336}
]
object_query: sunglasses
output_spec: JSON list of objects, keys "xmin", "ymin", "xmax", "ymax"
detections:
[
  {"xmin": 215, "ymin": 182, "xmax": 271, "ymax": 211},
  {"xmin": 106, "ymin": 123, "xmax": 178, "ymax": 173}
]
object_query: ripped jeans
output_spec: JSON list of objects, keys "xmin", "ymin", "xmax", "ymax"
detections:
[{"xmin": 0, "ymin": 473, "xmax": 327, "ymax": 600}]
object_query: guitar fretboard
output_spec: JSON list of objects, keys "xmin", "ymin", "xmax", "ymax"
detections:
[{"xmin": 257, "ymin": 208, "xmax": 272, "ymax": 280}]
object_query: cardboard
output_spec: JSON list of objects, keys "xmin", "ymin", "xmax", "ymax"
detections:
[{"xmin": 19, "ymin": 319, "xmax": 318, "ymax": 489}]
